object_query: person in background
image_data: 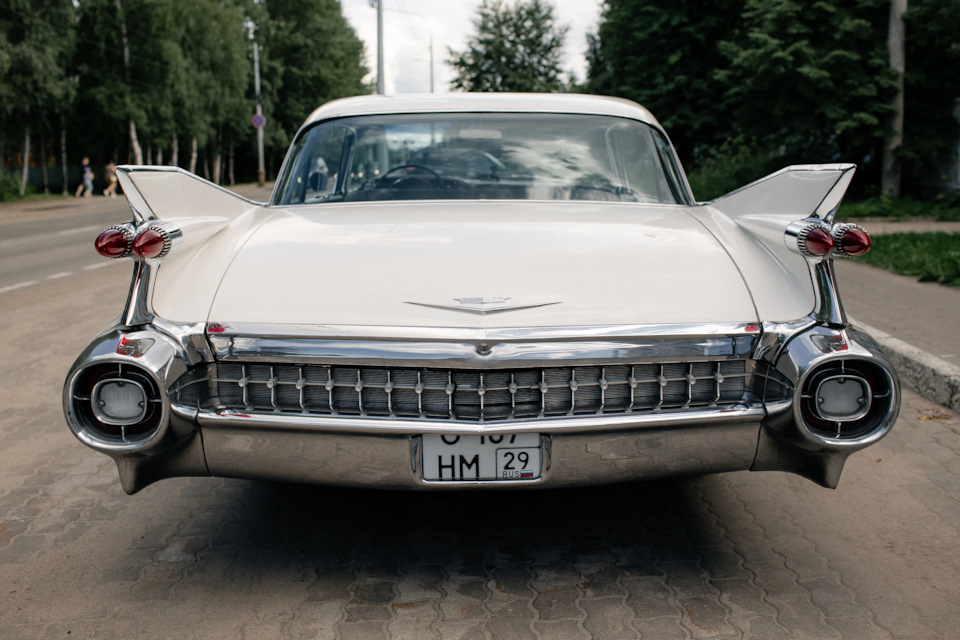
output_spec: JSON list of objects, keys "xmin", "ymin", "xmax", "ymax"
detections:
[
  {"xmin": 104, "ymin": 162, "xmax": 118, "ymax": 197},
  {"xmin": 75, "ymin": 157, "xmax": 93, "ymax": 197}
]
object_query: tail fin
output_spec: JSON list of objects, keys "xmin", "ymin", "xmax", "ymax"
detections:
[
  {"xmin": 708, "ymin": 164, "xmax": 855, "ymax": 223},
  {"xmin": 116, "ymin": 166, "xmax": 260, "ymax": 224}
]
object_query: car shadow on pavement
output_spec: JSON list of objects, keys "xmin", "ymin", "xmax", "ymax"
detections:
[{"xmin": 200, "ymin": 476, "xmax": 731, "ymax": 579}]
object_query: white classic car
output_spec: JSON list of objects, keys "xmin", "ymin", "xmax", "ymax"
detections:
[{"xmin": 64, "ymin": 93, "xmax": 899, "ymax": 494}]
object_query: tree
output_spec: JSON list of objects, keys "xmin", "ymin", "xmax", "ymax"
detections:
[
  {"xmin": 882, "ymin": 0, "xmax": 907, "ymax": 197},
  {"xmin": 717, "ymin": 0, "xmax": 898, "ymax": 169},
  {"xmin": 260, "ymin": 0, "xmax": 368, "ymax": 153},
  {"xmin": 448, "ymin": 0, "xmax": 568, "ymax": 93},
  {"xmin": 586, "ymin": 0, "xmax": 743, "ymax": 163},
  {"xmin": 900, "ymin": 0, "xmax": 960, "ymax": 194},
  {"xmin": 0, "ymin": 0, "xmax": 76, "ymax": 194}
]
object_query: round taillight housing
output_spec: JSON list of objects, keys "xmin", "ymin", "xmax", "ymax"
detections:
[
  {"xmin": 833, "ymin": 224, "xmax": 871, "ymax": 257},
  {"xmin": 95, "ymin": 226, "xmax": 133, "ymax": 258},
  {"xmin": 799, "ymin": 225, "xmax": 835, "ymax": 257},
  {"xmin": 133, "ymin": 227, "xmax": 170, "ymax": 259},
  {"xmin": 798, "ymin": 359, "xmax": 896, "ymax": 442}
]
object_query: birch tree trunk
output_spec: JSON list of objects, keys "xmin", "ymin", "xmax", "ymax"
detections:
[
  {"xmin": 60, "ymin": 116, "xmax": 68, "ymax": 194},
  {"xmin": 19, "ymin": 125, "xmax": 30, "ymax": 196},
  {"xmin": 189, "ymin": 137, "xmax": 198, "ymax": 173},
  {"xmin": 40, "ymin": 135, "xmax": 49, "ymax": 193},
  {"xmin": 882, "ymin": 0, "xmax": 907, "ymax": 197},
  {"xmin": 171, "ymin": 133, "xmax": 179, "ymax": 167},
  {"xmin": 116, "ymin": 0, "xmax": 143, "ymax": 164}
]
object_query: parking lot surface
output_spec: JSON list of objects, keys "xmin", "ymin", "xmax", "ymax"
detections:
[{"xmin": 1, "ymin": 219, "xmax": 959, "ymax": 639}]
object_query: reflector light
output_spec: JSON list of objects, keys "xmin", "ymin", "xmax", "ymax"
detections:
[
  {"xmin": 834, "ymin": 224, "xmax": 871, "ymax": 257},
  {"xmin": 95, "ymin": 227, "xmax": 133, "ymax": 258},
  {"xmin": 207, "ymin": 323, "xmax": 227, "ymax": 334},
  {"xmin": 117, "ymin": 334, "xmax": 155, "ymax": 358},
  {"xmin": 815, "ymin": 375, "xmax": 871, "ymax": 421},
  {"xmin": 800, "ymin": 225, "xmax": 834, "ymax": 256},
  {"xmin": 92, "ymin": 379, "xmax": 148, "ymax": 424},
  {"xmin": 133, "ymin": 227, "xmax": 168, "ymax": 259}
]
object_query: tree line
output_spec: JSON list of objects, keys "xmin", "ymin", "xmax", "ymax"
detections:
[
  {"xmin": 0, "ymin": 0, "xmax": 368, "ymax": 197},
  {"xmin": 449, "ymin": 0, "xmax": 959, "ymax": 199}
]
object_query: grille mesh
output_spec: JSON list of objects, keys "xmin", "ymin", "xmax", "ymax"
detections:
[{"xmin": 215, "ymin": 361, "xmax": 748, "ymax": 422}]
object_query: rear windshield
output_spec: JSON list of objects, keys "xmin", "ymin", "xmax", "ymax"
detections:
[{"xmin": 274, "ymin": 113, "xmax": 687, "ymax": 205}]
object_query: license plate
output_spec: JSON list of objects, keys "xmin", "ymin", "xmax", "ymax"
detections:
[{"xmin": 421, "ymin": 433, "xmax": 541, "ymax": 481}]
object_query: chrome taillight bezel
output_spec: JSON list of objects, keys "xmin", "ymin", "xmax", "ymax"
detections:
[{"xmin": 832, "ymin": 223, "xmax": 872, "ymax": 257}]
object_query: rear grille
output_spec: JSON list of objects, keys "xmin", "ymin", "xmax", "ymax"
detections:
[{"xmin": 215, "ymin": 361, "xmax": 748, "ymax": 422}]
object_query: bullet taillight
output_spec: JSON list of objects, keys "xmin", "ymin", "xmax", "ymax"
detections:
[
  {"xmin": 798, "ymin": 225, "xmax": 834, "ymax": 257},
  {"xmin": 95, "ymin": 226, "xmax": 134, "ymax": 258},
  {"xmin": 95, "ymin": 222, "xmax": 179, "ymax": 261},
  {"xmin": 132, "ymin": 227, "xmax": 170, "ymax": 259},
  {"xmin": 833, "ymin": 224, "xmax": 871, "ymax": 257}
]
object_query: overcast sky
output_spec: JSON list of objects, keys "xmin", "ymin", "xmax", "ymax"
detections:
[{"xmin": 340, "ymin": 0, "xmax": 604, "ymax": 94}]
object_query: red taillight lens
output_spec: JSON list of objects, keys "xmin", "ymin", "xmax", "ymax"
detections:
[
  {"xmin": 95, "ymin": 227, "xmax": 133, "ymax": 258},
  {"xmin": 801, "ymin": 225, "xmax": 834, "ymax": 256},
  {"xmin": 133, "ymin": 228, "xmax": 168, "ymax": 259},
  {"xmin": 835, "ymin": 224, "xmax": 871, "ymax": 257}
]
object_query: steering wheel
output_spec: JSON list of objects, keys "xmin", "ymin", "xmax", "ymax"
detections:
[{"xmin": 377, "ymin": 164, "xmax": 441, "ymax": 189}]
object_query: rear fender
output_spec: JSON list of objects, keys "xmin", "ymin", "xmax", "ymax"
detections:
[
  {"xmin": 113, "ymin": 166, "xmax": 276, "ymax": 325},
  {"xmin": 688, "ymin": 165, "xmax": 856, "ymax": 323}
]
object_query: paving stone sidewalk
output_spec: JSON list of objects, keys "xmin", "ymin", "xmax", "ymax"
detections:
[{"xmin": 1, "ymin": 268, "xmax": 959, "ymax": 639}]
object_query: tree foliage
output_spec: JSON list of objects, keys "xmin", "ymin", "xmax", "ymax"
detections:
[
  {"xmin": 586, "ymin": 0, "xmax": 742, "ymax": 161},
  {"xmin": 901, "ymin": 0, "xmax": 960, "ymax": 193},
  {"xmin": 717, "ymin": 0, "xmax": 897, "ymax": 165},
  {"xmin": 0, "ymin": 0, "xmax": 368, "ymax": 191},
  {"xmin": 588, "ymin": 0, "xmax": 959, "ymax": 196},
  {"xmin": 448, "ymin": 0, "xmax": 568, "ymax": 93},
  {"xmin": 261, "ymin": 0, "xmax": 369, "ymax": 149}
]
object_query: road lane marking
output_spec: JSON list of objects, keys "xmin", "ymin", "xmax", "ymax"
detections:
[
  {"xmin": 83, "ymin": 262, "xmax": 114, "ymax": 271},
  {"xmin": 0, "ymin": 280, "xmax": 40, "ymax": 294},
  {"xmin": 1, "ymin": 262, "xmax": 123, "ymax": 296},
  {"xmin": 57, "ymin": 224, "xmax": 103, "ymax": 237}
]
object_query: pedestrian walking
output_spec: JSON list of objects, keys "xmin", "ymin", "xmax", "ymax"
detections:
[
  {"xmin": 104, "ymin": 162, "xmax": 118, "ymax": 197},
  {"xmin": 75, "ymin": 157, "xmax": 93, "ymax": 198}
]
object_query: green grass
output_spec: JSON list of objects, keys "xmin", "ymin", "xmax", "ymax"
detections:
[
  {"xmin": 858, "ymin": 232, "xmax": 960, "ymax": 287},
  {"xmin": 837, "ymin": 195, "xmax": 960, "ymax": 221}
]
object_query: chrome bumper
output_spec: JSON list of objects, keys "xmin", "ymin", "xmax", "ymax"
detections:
[
  {"xmin": 195, "ymin": 407, "xmax": 764, "ymax": 490},
  {"xmin": 64, "ymin": 318, "xmax": 899, "ymax": 494}
]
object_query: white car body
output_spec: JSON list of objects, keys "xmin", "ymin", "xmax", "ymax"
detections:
[{"xmin": 64, "ymin": 94, "xmax": 899, "ymax": 494}]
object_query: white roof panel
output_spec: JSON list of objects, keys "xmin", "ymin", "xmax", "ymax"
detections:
[{"xmin": 302, "ymin": 93, "xmax": 663, "ymax": 131}]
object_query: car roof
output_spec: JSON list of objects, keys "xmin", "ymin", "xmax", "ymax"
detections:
[{"xmin": 302, "ymin": 93, "xmax": 664, "ymax": 131}]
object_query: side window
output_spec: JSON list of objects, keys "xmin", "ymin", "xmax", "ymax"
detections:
[
  {"xmin": 276, "ymin": 125, "xmax": 347, "ymax": 204},
  {"xmin": 616, "ymin": 126, "xmax": 676, "ymax": 203},
  {"xmin": 302, "ymin": 127, "xmax": 346, "ymax": 203}
]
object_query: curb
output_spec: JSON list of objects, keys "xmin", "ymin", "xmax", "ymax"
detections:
[{"xmin": 855, "ymin": 320, "xmax": 960, "ymax": 413}]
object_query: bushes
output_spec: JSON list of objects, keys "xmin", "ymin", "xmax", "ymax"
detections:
[
  {"xmin": 685, "ymin": 139, "xmax": 779, "ymax": 201},
  {"xmin": 858, "ymin": 232, "xmax": 960, "ymax": 287},
  {"xmin": 837, "ymin": 193, "xmax": 960, "ymax": 221},
  {"xmin": 0, "ymin": 172, "xmax": 24, "ymax": 202}
]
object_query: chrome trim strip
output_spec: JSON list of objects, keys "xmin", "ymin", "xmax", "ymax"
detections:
[
  {"xmin": 206, "ymin": 321, "xmax": 761, "ymax": 342},
  {"xmin": 194, "ymin": 403, "xmax": 765, "ymax": 436},
  {"xmin": 209, "ymin": 335, "xmax": 758, "ymax": 368},
  {"xmin": 811, "ymin": 260, "xmax": 846, "ymax": 326},
  {"xmin": 122, "ymin": 261, "xmax": 156, "ymax": 327}
]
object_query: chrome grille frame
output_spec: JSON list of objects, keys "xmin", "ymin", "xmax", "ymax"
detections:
[{"xmin": 214, "ymin": 360, "xmax": 751, "ymax": 422}]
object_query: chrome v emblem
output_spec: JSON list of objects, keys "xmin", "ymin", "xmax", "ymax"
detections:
[{"xmin": 405, "ymin": 297, "xmax": 561, "ymax": 315}]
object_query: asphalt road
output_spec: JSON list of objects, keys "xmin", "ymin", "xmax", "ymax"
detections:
[
  {"xmin": 0, "ymin": 201, "xmax": 130, "ymax": 293},
  {"xmin": 1, "ymin": 208, "xmax": 960, "ymax": 639}
]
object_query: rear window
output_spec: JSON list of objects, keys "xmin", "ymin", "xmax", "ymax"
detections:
[{"xmin": 274, "ymin": 113, "xmax": 687, "ymax": 205}]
